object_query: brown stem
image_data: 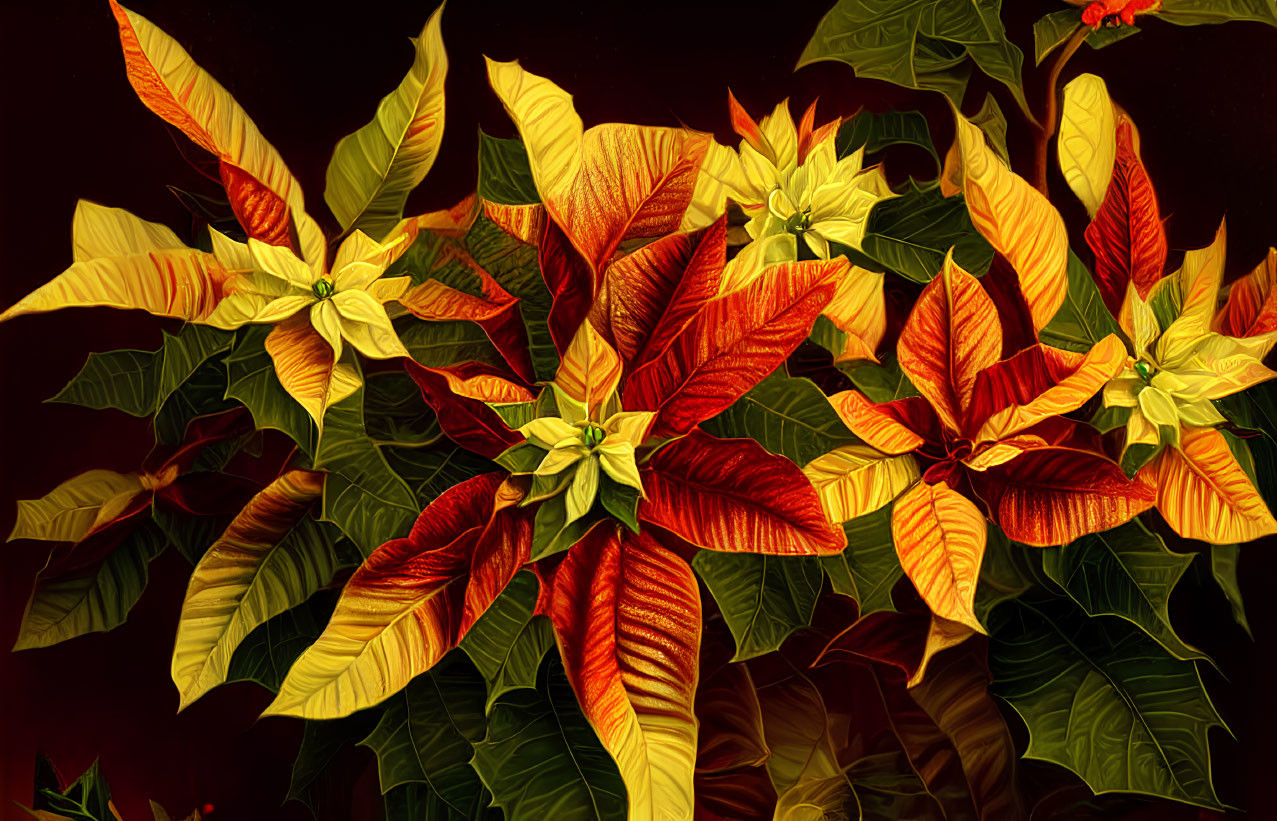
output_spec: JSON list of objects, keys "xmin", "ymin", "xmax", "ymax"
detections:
[{"xmin": 1032, "ymin": 23, "xmax": 1091, "ymax": 195}]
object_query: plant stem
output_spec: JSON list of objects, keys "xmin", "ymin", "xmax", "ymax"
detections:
[{"xmin": 1032, "ymin": 23, "xmax": 1091, "ymax": 195}]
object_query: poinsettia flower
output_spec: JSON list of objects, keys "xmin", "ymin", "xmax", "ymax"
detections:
[
  {"xmin": 1101, "ymin": 222, "xmax": 1277, "ymax": 542},
  {"xmin": 263, "ymin": 226, "xmax": 850, "ymax": 821},
  {"xmin": 721, "ymin": 94, "xmax": 894, "ymax": 260},
  {"xmin": 818, "ymin": 251, "xmax": 1151, "ymax": 633},
  {"xmin": 0, "ymin": 3, "xmax": 534, "ymax": 429}
]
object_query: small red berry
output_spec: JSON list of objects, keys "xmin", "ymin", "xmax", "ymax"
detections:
[{"xmin": 201, "ymin": 804, "xmax": 215, "ymax": 816}]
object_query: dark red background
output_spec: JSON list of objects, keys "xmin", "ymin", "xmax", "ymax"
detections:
[{"xmin": 2, "ymin": 1, "xmax": 1275, "ymax": 818}]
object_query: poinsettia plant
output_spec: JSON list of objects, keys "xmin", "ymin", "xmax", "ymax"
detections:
[{"xmin": 7, "ymin": 1, "xmax": 1277, "ymax": 819}]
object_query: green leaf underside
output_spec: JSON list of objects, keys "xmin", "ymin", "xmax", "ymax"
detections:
[
  {"xmin": 859, "ymin": 182, "xmax": 995, "ymax": 283},
  {"xmin": 226, "ymin": 325, "xmax": 318, "ymax": 456},
  {"xmin": 34, "ymin": 758, "xmax": 114, "ymax": 821},
  {"xmin": 397, "ymin": 317, "xmax": 506, "ymax": 371},
  {"xmin": 472, "ymin": 656, "xmax": 628, "ymax": 820},
  {"xmin": 840, "ymin": 354, "xmax": 920, "ymax": 403},
  {"xmin": 1209, "ymin": 544, "xmax": 1252, "ymax": 639},
  {"xmin": 693, "ymin": 550, "xmax": 822, "ymax": 661},
  {"xmin": 702, "ymin": 371, "xmax": 860, "ymax": 465},
  {"xmin": 1039, "ymin": 251, "xmax": 1121, "ymax": 352},
  {"xmin": 478, "ymin": 131, "xmax": 540, "ymax": 205},
  {"xmin": 287, "ymin": 711, "xmax": 382, "ymax": 817},
  {"xmin": 459, "ymin": 570, "xmax": 556, "ymax": 711},
  {"xmin": 384, "ymin": 443, "xmax": 496, "ymax": 509},
  {"xmin": 361, "ymin": 651, "xmax": 490, "ymax": 813},
  {"xmin": 821, "ymin": 504, "xmax": 902, "ymax": 614},
  {"xmin": 836, "ymin": 109, "xmax": 939, "ymax": 167},
  {"xmin": 15, "ymin": 521, "xmax": 166, "ymax": 651},
  {"xmin": 988, "ymin": 592, "xmax": 1225, "ymax": 809},
  {"xmin": 1042, "ymin": 521, "xmax": 1207, "ymax": 663},
  {"xmin": 227, "ymin": 592, "xmax": 340, "ymax": 693},
  {"xmin": 364, "ymin": 372, "xmax": 442, "ymax": 447}
]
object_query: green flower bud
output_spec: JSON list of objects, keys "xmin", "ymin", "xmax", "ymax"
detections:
[{"xmin": 312, "ymin": 277, "xmax": 336, "ymax": 300}]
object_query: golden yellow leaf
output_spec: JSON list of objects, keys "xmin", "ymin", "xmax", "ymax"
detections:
[
  {"xmin": 9, "ymin": 470, "xmax": 146, "ymax": 544},
  {"xmin": 802, "ymin": 446, "xmax": 919, "ymax": 524},
  {"xmin": 947, "ymin": 110, "xmax": 1068, "ymax": 331},
  {"xmin": 72, "ymin": 200, "xmax": 185, "ymax": 261},
  {"xmin": 1058, "ymin": 73, "xmax": 1117, "ymax": 218},
  {"xmin": 907, "ymin": 615, "xmax": 976, "ymax": 688},
  {"xmin": 891, "ymin": 481, "xmax": 987, "ymax": 633},
  {"xmin": 822, "ymin": 265, "xmax": 886, "ymax": 363},
  {"xmin": 555, "ymin": 319, "xmax": 623, "ymax": 415}
]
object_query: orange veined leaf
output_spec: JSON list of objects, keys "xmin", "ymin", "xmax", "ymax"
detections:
[
  {"xmin": 554, "ymin": 319, "xmax": 623, "ymax": 416},
  {"xmin": 897, "ymin": 252, "xmax": 1002, "ymax": 434},
  {"xmin": 821, "ymin": 264, "xmax": 886, "ymax": 363},
  {"xmin": 323, "ymin": 2, "xmax": 448, "ymax": 239},
  {"xmin": 826, "ymin": 391, "xmax": 927, "ymax": 456},
  {"xmin": 459, "ymin": 479, "xmax": 534, "ymax": 635},
  {"xmin": 946, "ymin": 109, "xmax": 1068, "ymax": 331},
  {"xmin": 109, "ymin": 1, "xmax": 325, "ymax": 267},
  {"xmin": 891, "ymin": 481, "xmax": 987, "ymax": 633},
  {"xmin": 264, "ymin": 315, "xmax": 361, "ymax": 431},
  {"xmin": 1138, "ymin": 426, "xmax": 1277, "ymax": 543},
  {"xmin": 548, "ymin": 527, "xmax": 700, "ymax": 821},
  {"xmin": 639, "ymin": 431, "xmax": 846, "ymax": 556},
  {"xmin": 481, "ymin": 200, "xmax": 547, "ymax": 246},
  {"xmin": 170, "ymin": 469, "xmax": 326, "ymax": 710},
  {"xmin": 263, "ymin": 473, "xmax": 508, "ymax": 719},
  {"xmin": 1216, "ymin": 247, "xmax": 1277, "ymax": 338},
  {"xmin": 624, "ymin": 257, "xmax": 846, "ymax": 436},
  {"xmin": 407, "ymin": 362, "xmax": 526, "ymax": 458},
  {"xmin": 906, "ymin": 614, "xmax": 976, "ymax": 688},
  {"xmin": 486, "ymin": 58, "xmax": 711, "ymax": 277},
  {"xmin": 970, "ymin": 334, "xmax": 1127, "ymax": 443},
  {"xmin": 969, "ymin": 440, "xmax": 1154, "ymax": 546},
  {"xmin": 802, "ymin": 445, "xmax": 920, "ymax": 524}
]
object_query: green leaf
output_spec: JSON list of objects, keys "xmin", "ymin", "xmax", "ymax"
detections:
[
  {"xmin": 974, "ymin": 524, "xmax": 1046, "ymax": 625},
  {"xmin": 317, "ymin": 379, "xmax": 420, "ymax": 556},
  {"xmin": 701, "ymin": 371, "xmax": 859, "ymax": 465},
  {"xmin": 820, "ymin": 505, "xmax": 902, "ymax": 614},
  {"xmin": 154, "ymin": 357, "xmax": 238, "ymax": 446},
  {"xmin": 226, "ymin": 325, "xmax": 318, "ymax": 456},
  {"xmin": 33, "ymin": 758, "xmax": 114, "ymax": 821},
  {"xmin": 384, "ymin": 782, "xmax": 499, "ymax": 821},
  {"xmin": 840, "ymin": 354, "xmax": 920, "ymax": 403},
  {"xmin": 1033, "ymin": 9, "xmax": 1082, "ymax": 64},
  {"xmin": 859, "ymin": 182, "xmax": 995, "ymax": 283},
  {"xmin": 493, "ymin": 441, "xmax": 547, "ymax": 475},
  {"xmin": 398, "ymin": 318, "xmax": 506, "ymax": 370},
  {"xmin": 13, "ymin": 521, "xmax": 166, "ymax": 651},
  {"xmin": 835, "ymin": 109, "xmax": 939, "ymax": 168},
  {"xmin": 798, "ymin": 0, "xmax": 1029, "ymax": 113},
  {"xmin": 1039, "ymin": 251, "xmax": 1121, "ymax": 353},
  {"xmin": 51, "ymin": 324, "xmax": 232, "ymax": 418},
  {"xmin": 478, "ymin": 130, "xmax": 540, "ymax": 205},
  {"xmin": 361, "ymin": 651, "xmax": 489, "ymax": 812},
  {"xmin": 529, "ymin": 496, "xmax": 600, "ymax": 561},
  {"xmin": 323, "ymin": 6, "xmax": 447, "ymax": 239},
  {"xmin": 598, "ymin": 475, "xmax": 640, "ymax": 533},
  {"xmin": 227, "ymin": 593, "xmax": 339, "ymax": 693},
  {"xmin": 287, "ymin": 711, "xmax": 382, "ymax": 818},
  {"xmin": 152, "ymin": 493, "xmax": 237, "ymax": 565},
  {"xmin": 988, "ymin": 592, "xmax": 1226, "ymax": 809},
  {"xmin": 364, "ymin": 372, "xmax": 441, "ymax": 447},
  {"xmin": 386, "ymin": 231, "xmax": 487, "ymax": 296},
  {"xmin": 384, "ymin": 443, "xmax": 496, "ymax": 509},
  {"xmin": 1158, "ymin": 0, "xmax": 1277, "ymax": 26},
  {"xmin": 1042, "ymin": 521, "xmax": 1207, "ymax": 663},
  {"xmin": 693, "ymin": 551, "xmax": 822, "ymax": 661},
  {"xmin": 466, "ymin": 215, "xmax": 558, "ymax": 381},
  {"xmin": 472, "ymin": 657, "xmax": 628, "ymax": 820},
  {"xmin": 1209, "ymin": 544, "xmax": 1252, "ymax": 639},
  {"xmin": 460, "ymin": 570, "xmax": 556, "ymax": 711},
  {"xmin": 970, "ymin": 93, "xmax": 1010, "ymax": 164}
]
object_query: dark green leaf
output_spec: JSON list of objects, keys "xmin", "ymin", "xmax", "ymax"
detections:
[
  {"xmin": 384, "ymin": 781, "xmax": 499, "ymax": 821},
  {"xmin": 598, "ymin": 476, "xmax": 640, "ymax": 533},
  {"xmin": 693, "ymin": 550, "xmax": 822, "ymax": 661},
  {"xmin": 840, "ymin": 354, "xmax": 920, "ymax": 403},
  {"xmin": 701, "ymin": 371, "xmax": 859, "ymax": 465},
  {"xmin": 51, "ymin": 324, "xmax": 232, "ymax": 418},
  {"xmin": 287, "ymin": 711, "xmax": 382, "ymax": 818},
  {"xmin": 478, "ymin": 130, "xmax": 540, "ymax": 205},
  {"xmin": 14, "ymin": 521, "xmax": 167, "ymax": 651},
  {"xmin": 970, "ymin": 93, "xmax": 1010, "ymax": 164},
  {"xmin": 472, "ymin": 657, "xmax": 627, "ymax": 820},
  {"xmin": 974, "ymin": 524, "xmax": 1046, "ymax": 625},
  {"xmin": 227, "ymin": 593, "xmax": 340, "ymax": 692},
  {"xmin": 460, "ymin": 570, "xmax": 556, "ymax": 711},
  {"xmin": 33, "ymin": 758, "xmax": 114, "ymax": 821},
  {"xmin": 317, "ymin": 379, "xmax": 419, "ymax": 556},
  {"xmin": 835, "ymin": 109, "xmax": 939, "ymax": 167},
  {"xmin": 1042, "ymin": 521, "xmax": 1206, "ymax": 663},
  {"xmin": 859, "ymin": 183, "xmax": 995, "ymax": 283},
  {"xmin": 493, "ymin": 441, "xmax": 547, "ymax": 475},
  {"xmin": 466, "ymin": 216, "xmax": 558, "ymax": 381},
  {"xmin": 1209, "ymin": 544, "xmax": 1252, "ymax": 639},
  {"xmin": 1033, "ymin": 9, "xmax": 1082, "ymax": 64},
  {"xmin": 1038, "ymin": 251, "xmax": 1121, "ymax": 353},
  {"xmin": 799, "ymin": 0, "xmax": 1029, "ymax": 112},
  {"xmin": 385, "ymin": 443, "xmax": 496, "ymax": 509},
  {"xmin": 988, "ymin": 592, "xmax": 1226, "ymax": 809},
  {"xmin": 1158, "ymin": 0, "xmax": 1277, "ymax": 26},
  {"xmin": 529, "ymin": 496, "xmax": 601, "ymax": 561},
  {"xmin": 820, "ymin": 505, "xmax": 902, "ymax": 614},
  {"xmin": 361, "ymin": 652, "xmax": 489, "ymax": 811},
  {"xmin": 398, "ymin": 317, "xmax": 506, "ymax": 370},
  {"xmin": 364, "ymin": 372, "xmax": 441, "ymax": 447},
  {"xmin": 154, "ymin": 357, "xmax": 238, "ymax": 447},
  {"xmin": 226, "ymin": 325, "xmax": 318, "ymax": 456},
  {"xmin": 385, "ymin": 230, "xmax": 486, "ymax": 296}
]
